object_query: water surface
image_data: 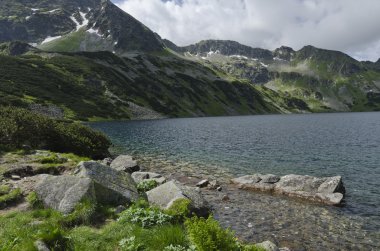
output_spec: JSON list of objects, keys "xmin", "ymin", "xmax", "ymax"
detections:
[{"xmin": 90, "ymin": 112, "xmax": 380, "ymax": 248}]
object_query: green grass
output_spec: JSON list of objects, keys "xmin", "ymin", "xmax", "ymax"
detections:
[
  {"xmin": 38, "ymin": 30, "xmax": 86, "ymax": 53},
  {"xmin": 0, "ymin": 199, "xmax": 264, "ymax": 251},
  {"xmin": 0, "ymin": 188, "xmax": 22, "ymax": 209}
]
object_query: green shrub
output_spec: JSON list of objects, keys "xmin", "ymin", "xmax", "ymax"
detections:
[
  {"xmin": 0, "ymin": 188, "xmax": 22, "ymax": 209},
  {"xmin": 185, "ymin": 216, "xmax": 240, "ymax": 251},
  {"xmin": 0, "ymin": 106, "xmax": 111, "ymax": 158},
  {"xmin": 137, "ymin": 180, "xmax": 158, "ymax": 193},
  {"xmin": 165, "ymin": 198, "xmax": 191, "ymax": 222},
  {"xmin": 118, "ymin": 207, "xmax": 173, "ymax": 228}
]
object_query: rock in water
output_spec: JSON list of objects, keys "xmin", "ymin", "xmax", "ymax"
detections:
[
  {"xmin": 110, "ymin": 155, "xmax": 140, "ymax": 173},
  {"xmin": 35, "ymin": 174, "xmax": 95, "ymax": 214},
  {"xmin": 196, "ymin": 179, "xmax": 209, "ymax": 188},
  {"xmin": 76, "ymin": 161, "xmax": 140, "ymax": 205},
  {"xmin": 147, "ymin": 181, "xmax": 210, "ymax": 217},
  {"xmin": 231, "ymin": 173, "xmax": 345, "ymax": 205},
  {"xmin": 131, "ymin": 172, "xmax": 166, "ymax": 185},
  {"xmin": 256, "ymin": 240, "xmax": 280, "ymax": 251}
]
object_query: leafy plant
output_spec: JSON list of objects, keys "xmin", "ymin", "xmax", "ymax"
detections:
[
  {"xmin": 118, "ymin": 207, "xmax": 173, "ymax": 228},
  {"xmin": 163, "ymin": 244, "xmax": 196, "ymax": 251},
  {"xmin": 185, "ymin": 216, "xmax": 240, "ymax": 251},
  {"xmin": 137, "ymin": 180, "xmax": 158, "ymax": 193},
  {"xmin": 119, "ymin": 236, "xmax": 144, "ymax": 251},
  {"xmin": 165, "ymin": 198, "xmax": 191, "ymax": 222}
]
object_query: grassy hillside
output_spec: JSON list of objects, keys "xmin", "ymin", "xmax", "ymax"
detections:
[{"xmin": 0, "ymin": 48, "xmax": 288, "ymax": 121}]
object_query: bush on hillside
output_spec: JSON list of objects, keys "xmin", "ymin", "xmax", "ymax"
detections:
[{"xmin": 0, "ymin": 106, "xmax": 110, "ymax": 158}]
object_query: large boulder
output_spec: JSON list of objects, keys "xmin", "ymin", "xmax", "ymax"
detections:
[
  {"xmin": 146, "ymin": 181, "xmax": 209, "ymax": 217},
  {"xmin": 76, "ymin": 161, "xmax": 140, "ymax": 205},
  {"xmin": 110, "ymin": 155, "xmax": 140, "ymax": 173},
  {"xmin": 35, "ymin": 174, "xmax": 95, "ymax": 214},
  {"xmin": 131, "ymin": 172, "xmax": 166, "ymax": 185},
  {"xmin": 231, "ymin": 173, "xmax": 345, "ymax": 206}
]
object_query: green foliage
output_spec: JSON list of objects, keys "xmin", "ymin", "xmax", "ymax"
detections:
[
  {"xmin": 185, "ymin": 216, "xmax": 240, "ymax": 251},
  {"xmin": 118, "ymin": 236, "xmax": 144, "ymax": 251},
  {"xmin": 38, "ymin": 153, "xmax": 67, "ymax": 164},
  {"xmin": 26, "ymin": 191, "xmax": 43, "ymax": 209},
  {"xmin": 60, "ymin": 199, "xmax": 97, "ymax": 227},
  {"xmin": 165, "ymin": 198, "xmax": 191, "ymax": 221},
  {"xmin": 0, "ymin": 106, "xmax": 111, "ymax": 158},
  {"xmin": 0, "ymin": 185, "xmax": 11, "ymax": 195},
  {"xmin": 0, "ymin": 209, "xmax": 67, "ymax": 250},
  {"xmin": 118, "ymin": 206, "xmax": 173, "ymax": 228},
  {"xmin": 164, "ymin": 244, "xmax": 196, "ymax": 251},
  {"xmin": 0, "ymin": 188, "xmax": 22, "ymax": 209},
  {"xmin": 137, "ymin": 180, "xmax": 158, "ymax": 193}
]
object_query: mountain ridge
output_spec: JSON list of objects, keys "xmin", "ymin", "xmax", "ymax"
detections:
[{"xmin": 0, "ymin": 0, "xmax": 379, "ymax": 120}]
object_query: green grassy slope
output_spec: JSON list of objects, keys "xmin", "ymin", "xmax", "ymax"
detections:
[{"xmin": 0, "ymin": 49, "xmax": 284, "ymax": 120}]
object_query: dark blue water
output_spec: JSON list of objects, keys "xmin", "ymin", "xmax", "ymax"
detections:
[{"xmin": 90, "ymin": 112, "xmax": 380, "ymax": 229}]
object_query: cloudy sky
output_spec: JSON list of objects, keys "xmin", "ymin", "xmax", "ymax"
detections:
[{"xmin": 113, "ymin": 0, "xmax": 380, "ymax": 62}]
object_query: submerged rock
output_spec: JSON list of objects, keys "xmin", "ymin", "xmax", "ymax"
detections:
[
  {"xmin": 110, "ymin": 155, "xmax": 140, "ymax": 173},
  {"xmin": 76, "ymin": 161, "xmax": 140, "ymax": 205},
  {"xmin": 231, "ymin": 173, "xmax": 345, "ymax": 205},
  {"xmin": 256, "ymin": 240, "xmax": 279, "ymax": 251},
  {"xmin": 35, "ymin": 174, "xmax": 95, "ymax": 214},
  {"xmin": 196, "ymin": 179, "xmax": 209, "ymax": 188},
  {"xmin": 146, "ymin": 180, "xmax": 210, "ymax": 217}
]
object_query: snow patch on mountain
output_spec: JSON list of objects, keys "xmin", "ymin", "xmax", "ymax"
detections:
[{"xmin": 41, "ymin": 36, "xmax": 62, "ymax": 44}]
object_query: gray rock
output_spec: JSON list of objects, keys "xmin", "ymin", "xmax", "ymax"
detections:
[
  {"xmin": 147, "ymin": 181, "xmax": 209, "ymax": 217},
  {"xmin": 131, "ymin": 172, "xmax": 166, "ymax": 185},
  {"xmin": 231, "ymin": 175, "xmax": 261, "ymax": 185},
  {"xmin": 196, "ymin": 179, "xmax": 209, "ymax": 188},
  {"xmin": 76, "ymin": 161, "xmax": 140, "ymax": 205},
  {"xmin": 256, "ymin": 240, "xmax": 279, "ymax": 251},
  {"xmin": 34, "ymin": 240, "xmax": 50, "ymax": 251},
  {"xmin": 318, "ymin": 176, "xmax": 345, "ymax": 194},
  {"xmin": 35, "ymin": 174, "xmax": 95, "ymax": 214},
  {"xmin": 101, "ymin": 157, "xmax": 113, "ymax": 166},
  {"xmin": 110, "ymin": 155, "xmax": 140, "ymax": 173},
  {"xmin": 231, "ymin": 173, "xmax": 345, "ymax": 205},
  {"xmin": 115, "ymin": 205, "xmax": 127, "ymax": 214},
  {"xmin": 260, "ymin": 174, "xmax": 280, "ymax": 184},
  {"xmin": 11, "ymin": 175, "xmax": 21, "ymax": 180},
  {"xmin": 208, "ymin": 180, "xmax": 220, "ymax": 189},
  {"xmin": 222, "ymin": 195, "xmax": 230, "ymax": 201}
]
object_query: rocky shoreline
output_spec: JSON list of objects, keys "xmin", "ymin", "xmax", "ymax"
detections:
[{"xmin": 1, "ymin": 152, "xmax": 379, "ymax": 251}]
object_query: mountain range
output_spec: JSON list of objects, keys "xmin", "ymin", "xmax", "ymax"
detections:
[{"xmin": 1, "ymin": 0, "xmax": 380, "ymax": 120}]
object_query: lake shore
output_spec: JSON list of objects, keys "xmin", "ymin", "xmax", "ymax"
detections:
[{"xmin": 134, "ymin": 154, "xmax": 380, "ymax": 251}]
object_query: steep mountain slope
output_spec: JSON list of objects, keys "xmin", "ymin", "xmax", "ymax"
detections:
[
  {"xmin": 0, "ymin": 43, "xmax": 286, "ymax": 120},
  {"xmin": 0, "ymin": 0, "xmax": 163, "ymax": 54},
  {"xmin": 168, "ymin": 40, "xmax": 380, "ymax": 112}
]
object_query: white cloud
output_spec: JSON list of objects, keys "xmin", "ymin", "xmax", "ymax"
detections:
[{"xmin": 115, "ymin": 0, "xmax": 380, "ymax": 61}]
